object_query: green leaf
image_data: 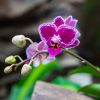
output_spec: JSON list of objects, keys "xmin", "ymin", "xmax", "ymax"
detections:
[
  {"xmin": 79, "ymin": 84, "xmax": 100, "ymax": 98},
  {"xmin": 68, "ymin": 65, "xmax": 100, "ymax": 77},
  {"xmin": 9, "ymin": 61, "xmax": 60, "ymax": 100},
  {"xmin": 52, "ymin": 76, "xmax": 81, "ymax": 91}
]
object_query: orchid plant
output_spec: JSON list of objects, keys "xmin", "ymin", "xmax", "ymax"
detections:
[{"xmin": 4, "ymin": 16, "xmax": 100, "ymax": 76}]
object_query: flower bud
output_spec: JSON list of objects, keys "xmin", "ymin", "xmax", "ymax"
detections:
[
  {"xmin": 4, "ymin": 66, "xmax": 12, "ymax": 74},
  {"xmin": 12, "ymin": 35, "xmax": 26, "ymax": 48},
  {"xmin": 21, "ymin": 64, "xmax": 32, "ymax": 76},
  {"xmin": 5, "ymin": 56, "xmax": 16, "ymax": 64}
]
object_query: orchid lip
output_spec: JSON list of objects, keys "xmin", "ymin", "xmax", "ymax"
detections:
[
  {"xmin": 49, "ymin": 35, "xmax": 61, "ymax": 49},
  {"xmin": 50, "ymin": 41, "xmax": 61, "ymax": 48}
]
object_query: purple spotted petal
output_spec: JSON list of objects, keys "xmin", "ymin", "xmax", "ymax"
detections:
[
  {"xmin": 38, "ymin": 41, "xmax": 48, "ymax": 50},
  {"xmin": 66, "ymin": 39, "xmax": 80, "ymax": 48},
  {"xmin": 48, "ymin": 47, "xmax": 62, "ymax": 57},
  {"xmin": 26, "ymin": 43, "xmax": 38, "ymax": 58},
  {"xmin": 53, "ymin": 16, "xmax": 64, "ymax": 27},
  {"xmin": 57, "ymin": 25, "xmax": 76, "ymax": 44},
  {"xmin": 47, "ymin": 37, "xmax": 52, "ymax": 46},
  {"xmin": 38, "ymin": 23, "xmax": 57, "ymax": 41},
  {"xmin": 65, "ymin": 16, "xmax": 78, "ymax": 27}
]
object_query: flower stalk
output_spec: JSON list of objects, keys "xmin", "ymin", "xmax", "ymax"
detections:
[
  {"xmin": 25, "ymin": 37, "xmax": 34, "ymax": 45},
  {"xmin": 63, "ymin": 49, "xmax": 100, "ymax": 73},
  {"xmin": 13, "ymin": 50, "xmax": 48, "ymax": 71},
  {"xmin": 4, "ymin": 49, "xmax": 100, "ymax": 74},
  {"xmin": 14, "ymin": 55, "xmax": 23, "ymax": 62}
]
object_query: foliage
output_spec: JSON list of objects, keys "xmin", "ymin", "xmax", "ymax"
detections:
[
  {"xmin": 9, "ymin": 61, "xmax": 60, "ymax": 100},
  {"xmin": 79, "ymin": 84, "xmax": 100, "ymax": 99},
  {"xmin": 68, "ymin": 65, "xmax": 100, "ymax": 77},
  {"xmin": 52, "ymin": 76, "xmax": 81, "ymax": 91}
]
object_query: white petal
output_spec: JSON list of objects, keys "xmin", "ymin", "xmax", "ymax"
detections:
[
  {"xmin": 33, "ymin": 58, "xmax": 40, "ymax": 67},
  {"xmin": 42, "ymin": 57, "xmax": 55, "ymax": 64}
]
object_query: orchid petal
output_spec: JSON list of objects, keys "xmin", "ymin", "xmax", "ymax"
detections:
[
  {"xmin": 76, "ymin": 31, "xmax": 80, "ymax": 38},
  {"xmin": 48, "ymin": 47, "xmax": 62, "ymax": 57},
  {"xmin": 47, "ymin": 37, "xmax": 52, "ymax": 46},
  {"xmin": 38, "ymin": 41, "xmax": 48, "ymax": 50},
  {"xmin": 58, "ymin": 25, "xmax": 76, "ymax": 44},
  {"xmin": 65, "ymin": 16, "xmax": 72, "ymax": 24},
  {"xmin": 66, "ymin": 39, "xmax": 80, "ymax": 48},
  {"xmin": 53, "ymin": 16, "xmax": 64, "ymax": 27},
  {"xmin": 26, "ymin": 43, "xmax": 38, "ymax": 58},
  {"xmin": 40, "ymin": 53, "xmax": 48, "ymax": 59},
  {"xmin": 41, "ymin": 56, "xmax": 55, "ymax": 64},
  {"xmin": 65, "ymin": 16, "xmax": 78, "ymax": 27},
  {"xmin": 38, "ymin": 23, "xmax": 57, "ymax": 41},
  {"xmin": 33, "ymin": 58, "xmax": 40, "ymax": 67}
]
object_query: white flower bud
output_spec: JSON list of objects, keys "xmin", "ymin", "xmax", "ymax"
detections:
[
  {"xmin": 21, "ymin": 64, "xmax": 32, "ymax": 76},
  {"xmin": 12, "ymin": 35, "xmax": 26, "ymax": 48},
  {"xmin": 5, "ymin": 56, "xmax": 16, "ymax": 64},
  {"xmin": 4, "ymin": 66, "xmax": 12, "ymax": 74}
]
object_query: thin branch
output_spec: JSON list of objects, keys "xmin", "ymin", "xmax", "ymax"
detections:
[
  {"xmin": 63, "ymin": 49, "xmax": 100, "ymax": 73},
  {"xmin": 14, "ymin": 55, "xmax": 23, "ymax": 62},
  {"xmin": 25, "ymin": 37, "xmax": 34, "ymax": 45},
  {"xmin": 14, "ymin": 50, "xmax": 48, "ymax": 71}
]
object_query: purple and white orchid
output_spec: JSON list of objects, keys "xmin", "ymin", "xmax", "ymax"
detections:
[
  {"xmin": 26, "ymin": 41, "xmax": 55, "ymax": 67},
  {"xmin": 38, "ymin": 16, "xmax": 80, "ymax": 57}
]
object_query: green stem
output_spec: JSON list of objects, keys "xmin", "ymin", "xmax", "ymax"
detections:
[
  {"xmin": 63, "ymin": 49, "xmax": 100, "ymax": 73},
  {"xmin": 14, "ymin": 50, "xmax": 48, "ymax": 71},
  {"xmin": 25, "ymin": 37, "xmax": 34, "ymax": 45},
  {"xmin": 14, "ymin": 55, "xmax": 23, "ymax": 62}
]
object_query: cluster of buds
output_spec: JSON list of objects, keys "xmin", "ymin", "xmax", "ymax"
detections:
[
  {"xmin": 4, "ymin": 35, "xmax": 50, "ymax": 76},
  {"xmin": 4, "ymin": 35, "xmax": 33, "ymax": 76}
]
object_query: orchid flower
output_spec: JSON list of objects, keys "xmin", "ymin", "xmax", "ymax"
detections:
[
  {"xmin": 38, "ymin": 16, "xmax": 80, "ymax": 57},
  {"xmin": 4, "ymin": 16, "xmax": 100, "ymax": 75},
  {"xmin": 26, "ymin": 41, "xmax": 55, "ymax": 67}
]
